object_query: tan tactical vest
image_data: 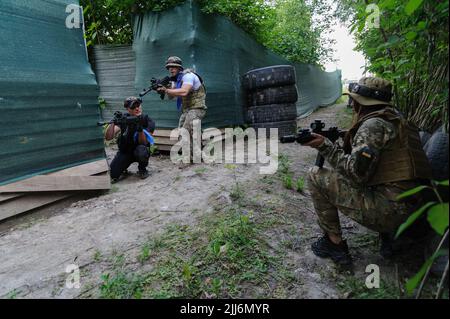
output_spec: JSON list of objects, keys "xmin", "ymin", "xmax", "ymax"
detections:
[
  {"xmin": 347, "ymin": 108, "xmax": 432, "ymax": 186},
  {"xmin": 181, "ymin": 71, "xmax": 207, "ymax": 112}
]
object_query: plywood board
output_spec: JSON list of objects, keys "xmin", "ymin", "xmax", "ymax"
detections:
[
  {"xmin": 0, "ymin": 192, "xmax": 73, "ymax": 221},
  {"xmin": 0, "ymin": 193, "xmax": 25, "ymax": 204},
  {"xmin": 0, "ymin": 160, "xmax": 109, "ymax": 195},
  {"xmin": 0, "ymin": 176, "xmax": 111, "ymax": 193}
]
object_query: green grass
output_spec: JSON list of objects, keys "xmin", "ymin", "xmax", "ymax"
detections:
[
  {"xmin": 149, "ymin": 145, "xmax": 159, "ymax": 156},
  {"xmin": 109, "ymin": 185, "xmax": 120, "ymax": 194},
  {"xmin": 278, "ymin": 153, "xmax": 295, "ymax": 191},
  {"xmin": 337, "ymin": 276, "xmax": 400, "ymax": 299},
  {"xmin": 230, "ymin": 184, "xmax": 244, "ymax": 201},
  {"xmin": 6, "ymin": 289, "xmax": 21, "ymax": 299},
  {"xmin": 194, "ymin": 167, "xmax": 208, "ymax": 175},
  {"xmin": 138, "ymin": 244, "xmax": 152, "ymax": 264},
  {"xmin": 282, "ymin": 174, "xmax": 293, "ymax": 190},
  {"xmin": 295, "ymin": 177, "xmax": 306, "ymax": 193},
  {"xmin": 278, "ymin": 154, "xmax": 291, "ymax": 176},
  {"xmin": 100, "ymin": 272, "xmax": 146, "ymax": 299},
  {"xmin": 335, "ymin": 95, "xmax": 348, "ymax": 105},
  {"xmin": 93, "ymin": 250, "xmax": 103, "ymax": 262},
  {"xmin": 97, "ymin": 204, "xmax": 291, "ymax": 299},
  {"xmin": 277, "ymin": 154, "xmax": 306, "ymax": 193}
]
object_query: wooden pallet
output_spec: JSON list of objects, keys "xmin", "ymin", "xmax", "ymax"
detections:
[
  {"xmin": 0, "ymin": 159, "xmax": 110, "ymax": 222},
  {"xmin": 153, "ymin": 128, "xmax": 226, "ymax": 152}
]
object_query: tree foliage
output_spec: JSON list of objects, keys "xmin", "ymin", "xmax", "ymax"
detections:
[
  {"xmin": 80, "ymin": 0, "xmax": 185, "ymax": 46},
  {"xmin": 262, "ymin": 0, "xmax": 335, "ymax": 65},
  {"xmin": 80, "ymin": 0, "xmax": 334, "ymax": 65},
  {"xmin": 335, "ymin": 0, "xmax": 449, "ymax": 131}
]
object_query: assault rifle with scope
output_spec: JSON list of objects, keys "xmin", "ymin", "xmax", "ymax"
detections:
[
  {"xmin": 280, "ymin": 120, "xmax": 347, "ymax": 168},
  {"xmin": 139, "ymin": 76, "xmax": 173, "ymax": 100},
  {"xmin": 97, "ymin": 111, "xmax": 144, "ymax": 127}
]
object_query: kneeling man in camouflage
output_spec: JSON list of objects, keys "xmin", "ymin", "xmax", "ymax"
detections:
[{"xmin": 303, "ymin": 77, "xmax": 432, "ymax": 267}]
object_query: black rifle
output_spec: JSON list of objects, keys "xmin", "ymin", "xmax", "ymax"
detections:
[
  {"xmin": 280, "ymin": 120, "xmax": 347, "ymax": 168},
  {"xmin": 139, "ymin": 76, "xmax": 172, "ymax": 100},
  {"xmin": 97, "ymin": 111, "xmax": 143, "ymax": 127}
]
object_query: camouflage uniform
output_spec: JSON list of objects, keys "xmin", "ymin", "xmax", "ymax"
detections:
[
  {"xmin": 179, "ymin": 78, "xmax": 207, "ymax": 161},
  {"xmin": 308, "ymin": 117, "xmax": 418, "ymax": 236},
  {"xmin": 164, "ymin": 57, "xmax": 208, "ymax": 162},
  {"xmin": 178, "ymin": 109, "xmax": 207, "ymax": 132},
  {"xmin": 179, "ymin": 84, "xmax": 207, "ymax": 131}
]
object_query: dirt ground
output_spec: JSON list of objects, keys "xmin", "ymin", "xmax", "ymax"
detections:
[{"xmin": 0, "ymin": 103, "xmax": 429, "ymax": 299}]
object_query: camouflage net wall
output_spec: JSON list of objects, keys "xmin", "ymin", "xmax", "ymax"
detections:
[{"xmin": 0, "ymin": 0, "xmax": 104, "ymax": 185}]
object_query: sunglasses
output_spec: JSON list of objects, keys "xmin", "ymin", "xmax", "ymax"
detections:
[{"xmin": 125, "ymin": 99, "xmax": 142, "ymax": 110}]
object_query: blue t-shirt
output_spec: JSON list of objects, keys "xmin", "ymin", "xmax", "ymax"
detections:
[{"xmin": 182, "ymin": 72, "xmax": 202, "ymax": 90}]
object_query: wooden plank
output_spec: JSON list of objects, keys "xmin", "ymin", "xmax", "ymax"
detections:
[
  {"xmin": 0, "ymin": 172, "xmax": 110, "ymax": 221},
  {"xmin": 153, "ymin": 129, "xmax": 177, "ymax": 138},
  {"xmin": 153, "ymin": 128, "xmax": 225, "ymax": 139},
  {"xmin": 154, "ymin": 137, "xmax": 178, "ymax": 146},
  {"xmin": 0, "ymin": 160, "xmax": 109, "ymax": 196},
  {"xmin": 49, "ymin": 160, "xmax": 109, "ymax": 177},
  {"xmin": 0, "ymin": 193, "xmax": 25, "ymax": 204},
  {"xmin": 155, "ymin": 144, "xmax": 173, "ymax": 152},
  {"xmin": 0, "ymin": 176, "xmax": 111, "ymax": 193},
  {"xmin": 0, "ymin": 193, "xmax": 73, "ymax": 221}
]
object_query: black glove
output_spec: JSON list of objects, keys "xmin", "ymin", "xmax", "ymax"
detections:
[{"xmin": 136, "ymin": 123, "xmax": 144, "ymax": 133}]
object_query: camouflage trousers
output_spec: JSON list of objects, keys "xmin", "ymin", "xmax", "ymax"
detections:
[
  {"xmin": 178, "ymin": 108, "xmax": 207, "ymax": 161},
  {"xmin": 307, "ymin": 167, "xmax": 414, "ymax": 236}
]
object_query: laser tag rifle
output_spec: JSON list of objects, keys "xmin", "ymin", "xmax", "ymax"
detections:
[
  {"xmin": 97, "ymin": 111, "xmax": 143, "ymax": 127},
  {"xmin": 280, "ymin": 120, "xmax": 347, "ymax": 168},
  {"xmin": 139, "ymin": 76, "xmax": 172, "ymax": 100}
]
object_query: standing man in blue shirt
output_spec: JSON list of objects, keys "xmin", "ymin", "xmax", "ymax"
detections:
[{"xmin": 157, "ymin": 56, "xmax": 207, "ymax": 164}]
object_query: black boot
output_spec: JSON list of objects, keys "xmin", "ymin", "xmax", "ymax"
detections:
[
  {"xmin": 138, "ymin": 169, "xmax": 150, "ymax": 180},
  {"xmin": 311, "ymin": 235, "xmax": 352, "ymax": 266}
]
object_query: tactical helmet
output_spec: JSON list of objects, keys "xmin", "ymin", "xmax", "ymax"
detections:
[
  {"xmin": 124, "ymin": 96, "xmax": 142, "ymax": 109},
  {"xmin": 165, "ymin": 56, "xmax": 183, "ymax": 70},
  {"xmin": 344, "ymin": 77, "xmax": 393, "ymax": 106}
]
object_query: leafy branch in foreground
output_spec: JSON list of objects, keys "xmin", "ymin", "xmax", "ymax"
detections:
[{"xmin": 395, "ymin": 179, "xmax": 449, "ymax": 298}]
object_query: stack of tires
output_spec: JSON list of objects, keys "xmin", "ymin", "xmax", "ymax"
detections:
[{"xmin": 242, "ymin": 65, "xmax": 298, "ymax": 137}]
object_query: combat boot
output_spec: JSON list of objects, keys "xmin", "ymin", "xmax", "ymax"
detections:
[
  {"xmin": 138, "ymin": 169, "xmax": 150, "ymax": 180},
  {"xmin": 311, "ymin": 235, "xmax": 352, "ymax": 267}
]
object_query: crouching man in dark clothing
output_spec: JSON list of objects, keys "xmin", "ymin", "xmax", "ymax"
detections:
[{"xmin": 105, "ymin": 97, "xmax": 156, "ymax": 183}]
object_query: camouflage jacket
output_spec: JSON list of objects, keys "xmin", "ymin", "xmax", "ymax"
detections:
[{"xmin": 317, "ymin": 117, "xmax": 397, "ymax": 186}]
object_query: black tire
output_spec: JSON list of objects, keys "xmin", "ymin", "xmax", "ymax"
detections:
[
  {"xmin": 423, "ymin": 126, "xmax": 449, "ymax": 180},
  {"xmin": 246, "ymin": 103, "xmax": 297, "ymax": 124},
  {"xmin": 242, "ymin": 65, "xmax": 296, "ymax": 91},
  {"xmin": 251, "ymin": 120, "xmax": 297, "ymax": 138},
  {"xmin": 247, "ymin": 85, "xmax": 298, "ymax": 106}
]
